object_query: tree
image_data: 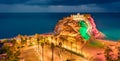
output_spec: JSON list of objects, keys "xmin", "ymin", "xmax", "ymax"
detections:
[
  {"xmin": 44, "ymin": 36, "xmax": 49, "ymax": 45},
  {"xmin": 54, "ymin": 37, "xmax": 57, "ymax": 46},
  {"xmin": 59, "ymin": 35, "xmax": 67, "ymax": 47},
  {"xmin": 67, "ymin": 37, "xmax": 74, "ymax": 59},
  {"xmin": 104, "ymin": 46, "xmax": 111, "ymax": 60},
  {"xmin": 40, "ymin": 36, "xmax": 45, "ymax": 61},
  {"xmin": 37, "ymin": 37, "xmax": 40, "ymax": 51},
  {"xmin": 118, "ymin": 46, "xmax": 120, "ymax": 60},
  {"xmin": 41, "ymin": 42, "xmax": 44, "ymax": 61},
  {"xmin": 104, "ymin": 46, "xmax": 118, "ymax": 61},
  {"xmin": 2, "ymin": 44, "xmax": 20, "ymax": 61},
  {"xmin": 51, "ymin": 42, "xmax": 55, "ymax": 61},
  {"xmin": 70, "ymin": 41, "xmax": 73, "ymax": 52},
  {"xmin": 58, "ymin": 42, "xmax": 62, "ymax": 61},
  {"xmin": 37, "ymin": 38, "xmax": 40, "ymax": 51},
  {"xmin": 67, "ymin": 37, "xmax": 74, "ymax": 51},
  {"xmin": 20, "ymin": 36, "xmax": 27, "ymax": 47}
]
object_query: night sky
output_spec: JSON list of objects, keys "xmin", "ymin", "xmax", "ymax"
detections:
[{"xmin": 0, "ymin": 0, "xmax": 120, "ymax": 12}]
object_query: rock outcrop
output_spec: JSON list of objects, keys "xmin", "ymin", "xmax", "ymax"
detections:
[{"xmin": 54, "ymin": 13, "xmax": 105, "ymax": 41}]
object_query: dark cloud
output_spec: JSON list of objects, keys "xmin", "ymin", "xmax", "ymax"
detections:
[
  {"xmin": 97, "ymin": 2, "xmax": 120, "ymax": 12},
  {"xmin": 0, "ymin": 0, "xmax": 119, "ymax": 12},
  {"xmin": 0, "ymin": 0, "xmax": 120, "ymax": 5},
  {"xmin": 0, "ymin": 3, "xmax": 117, "ymax": 12},
  {"xmin": 0, "ymin": 0, "xmax": 29, "ymax": 4},
  {"xmin": 50, "ymin": 0, "xmax": 120, "ymax": 5}
]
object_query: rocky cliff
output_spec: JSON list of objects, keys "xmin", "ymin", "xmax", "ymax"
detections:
[{"xmin": 54, "ymin": 13, "xmax": 105, "ymax": 41}]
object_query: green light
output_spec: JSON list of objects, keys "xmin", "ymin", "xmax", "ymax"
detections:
[{"xmin": 79, "ymin": 20, "xmax": 90, "ymax": 41}]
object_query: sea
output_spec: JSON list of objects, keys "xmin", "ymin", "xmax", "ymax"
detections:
[{"xmin": 0, "ymin": 13, "xmax": 120, "ymax": 41}]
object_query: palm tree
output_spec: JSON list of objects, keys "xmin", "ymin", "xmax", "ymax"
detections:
[
  {"xmin": 54, "ymin": 37, "xmax": 57, "ymax": 46},
  {"xmin": 35, "ymin": 34, "xmax": 40, "ymax": 51},
  {"xmin": 55, "ymin": 34, "xmax": 62, "ymax": 47},
  {"xmin": 58, "ymin": 42, "xmax": 62, "ymax": 61},
  {"xmin": 67, "ymin": 37, "xmax": 74, "ymax": 51},
  {"xmin": 37, "ymin": 38, "xmax": 40, "ymax": 51},
  {"xmin": 44, "ymin": 36, "xmax": 48, "ymax": 45},
  {"xmin": 41, "ymin": 42, "xmax": 44, "ymax": 61},
  {"xmin": 70, "ymin": 41, "xmax": 73, "ymax": 59},
  {"xmin": 70, "ymin": 42, "xmax": 73, "ymax": 51},
  {"xmin": 20, "ymin": 36, "xmax": 27, "ymax": 47},
  {"xmin": 40, "ymin": 36, "xmax": 45, "ymax": 61},
  {"xmin": 51, "ymin": 42, "xmax": 55, "ymax": 61},
  {"xmin": 67, "ymin": 37, "xmax": 75, "ymax": 59},
  {"xmin": 55, "ymin": 34, "xmax": 63, "ymax": 61},
  {"xmin": 59, "ymin": 35, "xmax": 66, "ymax": 48}
]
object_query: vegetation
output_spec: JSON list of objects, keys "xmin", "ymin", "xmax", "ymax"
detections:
[
  {"xmin": 87, "ymin": 41, "xmax": 105, "ymax": 48},
  {"xmin": 104, "ymin": 46, "xmax": 113, "ymax": 61},
  {"xmin": 41, "ymin": 38, "xmax": 45, "ymax": 61},
  {"xmin": 1, "ymin": 42, "xmax": 20, "ymax": 61},
  {"xmin": 104, "ymin": 45, "xmax": 120, "ymax": 61}
]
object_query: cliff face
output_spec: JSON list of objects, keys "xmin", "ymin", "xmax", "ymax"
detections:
[{"xmin": 54, "ymin": 13, "xmax": 105, "ymax": 41}]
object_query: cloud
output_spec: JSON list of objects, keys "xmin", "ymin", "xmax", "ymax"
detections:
[
  {"xmin": 52, "ymin": 0, "xmax": 120, "ymax": 6},
  {"xmin": 0, "ymin": 0, "xmax": 120, "ymax": 5},
  {"xmin": 0, "ymin": 1, "xmax": 119, "ymax": 12},
  {"xmin": 26, "ymin": 0, "xmax": 51, "ymax": 5},
  {"xmin": 101, "ymin": 2, "xmax": 120, "ymax": 8},
  {"xmin": 0, "ymin": 0, "xmax": 119, "ymax": 13},
  {"xmin": 0, "ymin": 4, "xmax": 49, "ymax": 12},
  {"xmin": 48, "ymin": 4, "xmax": 105, "ymax": 12},
  {"xmin": 0, "ymin": 4, "xmax": 106, "ymax": 12},
  {"xmin": 97, "ymin": 2, "xmax": 120, "ymax": 12},
  {"xmin": 0, "ymin": 0, "xmax": 29, "ymax": 4}
]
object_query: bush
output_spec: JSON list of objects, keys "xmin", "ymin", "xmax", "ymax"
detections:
[
  {"xmin": 1, "ymin": 44, "xmax": 20, "ymax": 61},
  {"xmin": 87, "ymin": 41, "xmax": 105, "ymax": 48}
]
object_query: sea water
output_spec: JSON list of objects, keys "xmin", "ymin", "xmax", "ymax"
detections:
[{"xmin": 0, "ymin": 13, "xmax": 120, "ymax": 40}]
